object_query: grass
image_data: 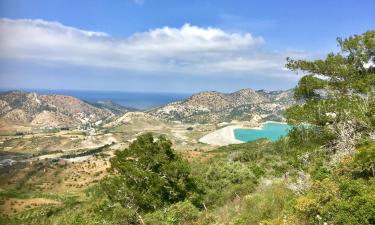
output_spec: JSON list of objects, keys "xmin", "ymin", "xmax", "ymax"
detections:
[
  {"xmin": 229, "ymin": 182, "xmax": 295, "ymax": 225},
  {"xmin": 0, "ymin": 189, "xmax": 80, "ymax": 204}
]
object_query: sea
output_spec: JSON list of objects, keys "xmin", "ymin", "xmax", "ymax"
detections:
[{"xmin": 1, "ymin": 89, "xmax": 191, "ymax": 110}]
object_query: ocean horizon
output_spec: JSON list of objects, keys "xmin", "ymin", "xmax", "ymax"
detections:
[{"xmin": 0, "ymin": 89, "xmax": 191, "ymax": 110}]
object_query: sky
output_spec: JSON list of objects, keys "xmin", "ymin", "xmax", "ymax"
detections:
[{"xmin": 0, "ymin": 0, "xmax": 374, "ymax": 93}]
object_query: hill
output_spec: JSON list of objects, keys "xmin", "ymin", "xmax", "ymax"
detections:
[
  {"xmin": 0, "ymin": 91, "xmax": 115, "ymax": 130},
  {"xmin": 148, "ymin": 88, "xmax": 295, "ymax": 123}
]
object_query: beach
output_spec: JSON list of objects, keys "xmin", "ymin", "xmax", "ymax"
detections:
[{"xmin": 199, "ymin": 125, "xmax": 244, "ymax": 146}]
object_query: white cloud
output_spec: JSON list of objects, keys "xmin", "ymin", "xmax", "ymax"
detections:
[{"xmin": 0, "ymin": 18, "xmax": 302, "ymax": 77}]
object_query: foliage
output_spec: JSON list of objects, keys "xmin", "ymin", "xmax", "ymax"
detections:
[
  {"xmin": 351, "ymin": 142, "xmax": 375, "ymax": 178},
  {"xmin": 143, "ymin": 201, "xmax": 200, "ymax": 225},
  {"xmin": 281, "ymin": 31, "xmax": 375, "ymax": 225},
  {"xmin": 230, "ymin": 183, "xmax": 295, "ymax": 225},
  {"xmin": 102, "ymin": 133, "xmax": 204, "ymax": 212},
  {"xmin": 191, "ymin": 137, "xmax": 325, "ymax": 213},
  {"xmin": 286, "ymin": 31, "xmax": 375, "ymax": 135},
  {"xmin": 290, "ymin": 144, "xmax": 375, "ymax": 225},
  {"xmin": 287, "ymin": 31, "xmax": 374, "ymax": 97},
  {"xmin": 293, "ymin": 74, "xmax": 327, "ymax": 100},
  {"xmin": 202, "ymin": 160, "xmax": 258, "ymax": 206}
]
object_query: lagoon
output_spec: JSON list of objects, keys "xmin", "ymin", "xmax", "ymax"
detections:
[{"xmin": 234, "ymin": 122, "xmax": 291, "ymax": 142}]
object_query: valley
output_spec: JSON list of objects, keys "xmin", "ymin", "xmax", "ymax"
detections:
[{"xmin": 0, "ymin": 88, "xmax": 293, "ymax": 219}]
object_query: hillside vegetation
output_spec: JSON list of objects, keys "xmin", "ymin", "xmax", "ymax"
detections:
[{"xmin": 0, "ymin": 31, "xmax": 374, "ymax": 225}]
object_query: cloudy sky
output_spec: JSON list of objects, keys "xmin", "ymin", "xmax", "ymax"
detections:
[{"xmin": 0, "ymin": 0, "xmax": 374, "ymax": 93}]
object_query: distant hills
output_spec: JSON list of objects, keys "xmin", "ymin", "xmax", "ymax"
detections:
[
  {"xmin": 0, "ymin": 91, "xmax": 118, "ymax": 130},
  {"xmin": 0, "ymin": 88, "xmax": 295, "ymax": 130},
  {"xmin": 148, "ymin": 89, "xmax": 295, "ymax": 123}
]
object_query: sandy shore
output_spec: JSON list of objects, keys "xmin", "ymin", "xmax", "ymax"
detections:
[
  {"xmin": 199, "ymin": 125, "xmax": 244, "ymax": 146},
  {"xmin": 199, "ymin": 121, "xmax": 287, "ymax": 146}
]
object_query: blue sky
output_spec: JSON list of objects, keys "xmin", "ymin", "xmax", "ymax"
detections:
[{"xmin": 0, "ymin": 0, "xmax": 374, "ymax": 93}]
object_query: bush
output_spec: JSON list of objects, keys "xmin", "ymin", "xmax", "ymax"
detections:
[
  {"xmin": 102, "ymin": 133, "xmax": 204, "ymax": 212},
  {"xmin": 291, "ymin": 144, "xmax": 375, "ymax": 225},
  {"xmin": 144, "ymin": 201, "xmax": 200, "ymax": 225},
  {"xmin": 351, "ymin": 143, "xmax": 375, "ymax": 178}
]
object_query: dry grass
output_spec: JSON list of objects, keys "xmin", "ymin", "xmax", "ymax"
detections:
[{"xmin": 0, "ymin": 198, "xmax": 60, "ymax": 215}]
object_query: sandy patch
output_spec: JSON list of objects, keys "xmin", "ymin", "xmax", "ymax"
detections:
[{"xmin": 199, "ymin": 125, "xmax": 244, "ymax": 146}]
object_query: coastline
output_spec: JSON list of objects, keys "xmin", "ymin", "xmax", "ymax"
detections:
[{"xmin": 199, "ymin": 121, "xmax": 288, "ymax": 146}]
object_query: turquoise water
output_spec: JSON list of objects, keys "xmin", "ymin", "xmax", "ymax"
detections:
[{"xmin": 234, "ymin": 122, "xmax": 291, "ymax": 142}]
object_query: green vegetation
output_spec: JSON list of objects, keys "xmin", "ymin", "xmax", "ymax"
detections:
[
  {"xmin": 101, "ymin": 133, "xmax": 204, "ymax": 213},
  {"xmin": 289, "ymin": 142, "xmax": 375, "ymax": 225},
  {"xmin": 61, "ymin": 144, "xmax": 112, "ymax": 159},
  {"xmin": 1, "ymin": 31, "xmax": 374, "ymax": 225},
  {"xmin": 286, "ymin": 31, "xmax": 374, "ymax": 132},
  {"xmin": 282, "ymin": 30, "xmax": 375, "ymax": 225}
]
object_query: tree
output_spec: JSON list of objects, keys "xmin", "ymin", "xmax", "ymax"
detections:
[
  {"xmin": 284, "ymin": 31, "xmax": 375, "ymax": 225},
  {"xmin": 285, "ymin": 31, "xmax": 375, "ymax": 153},
  {"xmin": 286, "ymin": 31, "xmax": 374, "ymax": 123},
  {"xmin": 287, "ymin": 31, "xmax": 374, "ymax": 97},
  {"xmin": 102, "ymin": 133, "xmax": 204, "ymax": 213}
]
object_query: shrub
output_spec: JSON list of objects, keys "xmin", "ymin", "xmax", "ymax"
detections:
[
  {"xmin": 102, "ymin": 133, "xmax": 204, "ymax": 212},
  {"xmin": 143, "ymin": 201, "xmax": 200, "ymax": 225}
]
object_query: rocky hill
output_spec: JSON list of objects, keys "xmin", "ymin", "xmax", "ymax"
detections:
[
  {"xmin": 0, "ymin": 89, "xmax": 296, "ymax": 129},
  {"xmin": 148, "ymin": 89, "xmax": 295, "ymax": 123},
  {"xmin": 0, "ymin": 91, "xmax": 115, "ymax": 129}
]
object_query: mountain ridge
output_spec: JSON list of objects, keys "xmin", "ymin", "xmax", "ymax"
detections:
[
  {"xmin": 148, "ymin": 88, "xmax": 295, "ymax": 123},
  {"xmin": 0, "ymin": 88, "xmax": 295, "ymax": 130}
]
